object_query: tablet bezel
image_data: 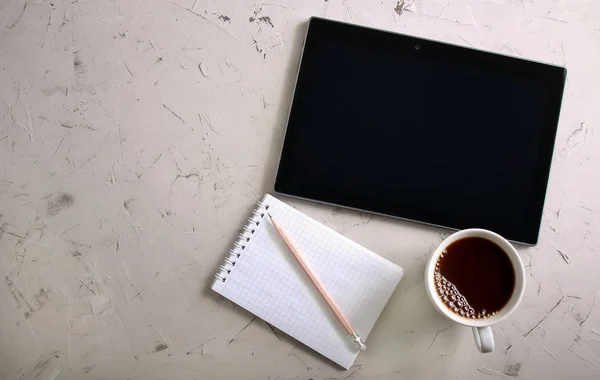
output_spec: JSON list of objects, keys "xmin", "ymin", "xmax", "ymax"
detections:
[{"xmin": 274, "ymin": 17, "xmax": 567, "ymax": 246}]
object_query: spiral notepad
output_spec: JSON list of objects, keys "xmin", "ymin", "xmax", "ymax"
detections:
[{"xmin": 211, "ymin": 194, "xmax": 403, "ymax": 368}]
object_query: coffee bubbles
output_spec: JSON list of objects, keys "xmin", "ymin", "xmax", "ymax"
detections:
[{"xmin": 434, "ymin": 266, "xmax": 495, "ymax": 319}]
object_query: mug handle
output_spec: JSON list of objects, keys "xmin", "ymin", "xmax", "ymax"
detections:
[{"xmin": 472, "ymin": 326, "xmax": 494, "ymax": 353}]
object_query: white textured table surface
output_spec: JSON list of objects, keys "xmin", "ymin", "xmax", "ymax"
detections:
[{"xmin": 1, "ymin": 0, "xmax": 599, "ymax": 379}]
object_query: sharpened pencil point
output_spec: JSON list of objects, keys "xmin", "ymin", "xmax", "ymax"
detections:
[{"xmin": 267, "ymin": 213, "xmax": 273, "ymax": 220}]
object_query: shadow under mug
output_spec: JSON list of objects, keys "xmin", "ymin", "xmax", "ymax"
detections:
[{"xmin": 424, "ymin": 229, "xmax": 526, "ymax": 353}]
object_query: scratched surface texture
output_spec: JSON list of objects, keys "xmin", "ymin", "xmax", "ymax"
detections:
[{"xmin": 0, "ymin": 0, "xmax": 599, "ymax": 379}]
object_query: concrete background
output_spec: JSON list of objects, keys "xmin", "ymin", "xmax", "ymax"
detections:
[{"xmin": 1, "ymin": 0, "xmax": 599, "ymax": 379}]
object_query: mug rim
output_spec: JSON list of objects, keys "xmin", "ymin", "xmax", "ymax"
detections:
[{"xmin": 425, "ymin": 228, "xmax": 526, "ymax": 328}]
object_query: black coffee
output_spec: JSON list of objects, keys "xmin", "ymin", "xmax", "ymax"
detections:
[{"xmin": 434, "ymin": 237, "xmax": 515, "ymax": 319}]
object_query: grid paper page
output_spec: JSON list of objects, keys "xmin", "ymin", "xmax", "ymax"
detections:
[{"xmin": 212, "ymin": 194, "xmax": 403, "ymax": 368}]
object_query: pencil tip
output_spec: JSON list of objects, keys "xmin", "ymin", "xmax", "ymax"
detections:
[{"xmin": 267, "ymin": 213, "xmax": 273, "ymax": 220}]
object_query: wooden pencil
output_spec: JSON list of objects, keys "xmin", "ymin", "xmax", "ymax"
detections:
[{"xmin": 267, "ymin": 213, "xmax": 366, "ymax": 351}]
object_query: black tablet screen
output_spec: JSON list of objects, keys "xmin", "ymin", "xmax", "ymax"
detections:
[{"xmin": 275, "ymin": 18, "xmax": 566, "ymax": 244}]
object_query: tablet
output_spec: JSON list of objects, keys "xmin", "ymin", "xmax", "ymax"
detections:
[{"xmin": 274, "ymin": 17, "xmax": 567, "ymax": 245}]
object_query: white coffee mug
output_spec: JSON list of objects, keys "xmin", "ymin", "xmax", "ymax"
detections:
[{"xmin": 424, "ymin": 229, "xmax": 526, "ymax": 353}]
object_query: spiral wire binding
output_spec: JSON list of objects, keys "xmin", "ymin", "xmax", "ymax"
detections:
[{"xmin": 215, "ymin": 201, "xmax": 270, "ymax": 282}]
